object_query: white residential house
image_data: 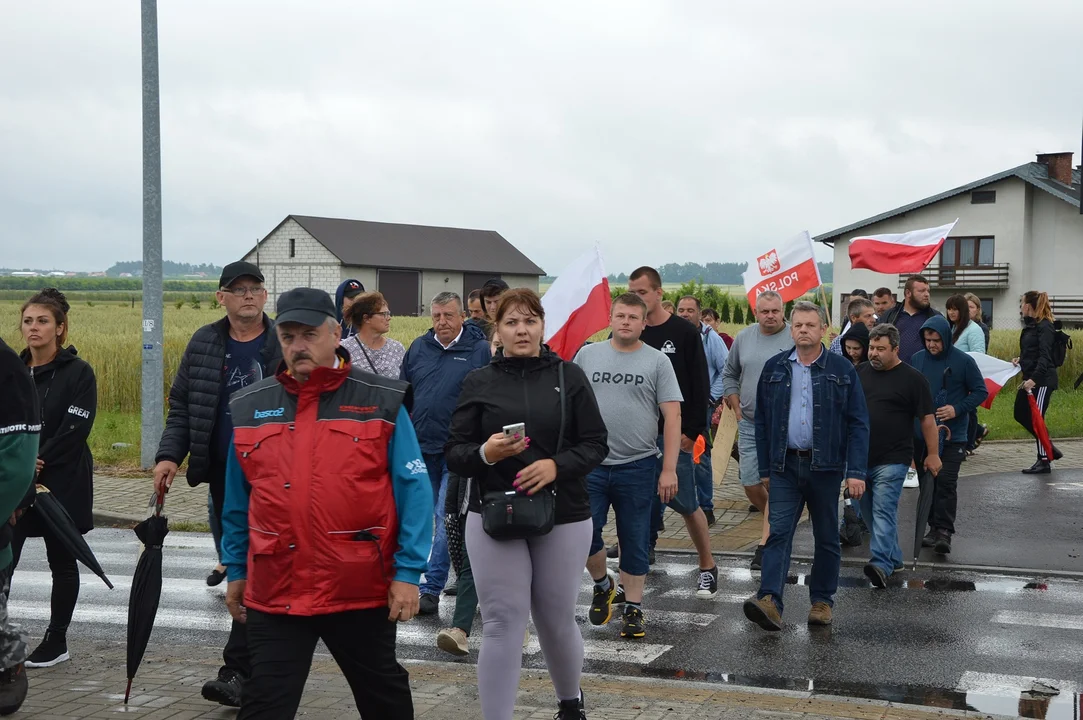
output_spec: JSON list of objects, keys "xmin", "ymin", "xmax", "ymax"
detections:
[
  {"xmin": 815, "ymin": 152, "xmax": 1082, "ymax": 329},
  {"xmin": 244, "ymin": 215, "xmax": 545, "ymax": 315}
]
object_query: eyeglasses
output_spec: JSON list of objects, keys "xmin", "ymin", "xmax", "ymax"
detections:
[
  {"xmin": 371, "ymin": 311, "xmax": 392, "ymax": 319},
  {"xmin": 222, "ymin": 286, "xmax": 266, "ymax": 297}
]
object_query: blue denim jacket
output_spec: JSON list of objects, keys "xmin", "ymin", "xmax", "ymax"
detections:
[{"xmin": 754, "ymin": 345, "xmax": 870, "ymax": 480}]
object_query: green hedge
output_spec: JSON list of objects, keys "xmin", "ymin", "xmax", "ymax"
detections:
[
  {"xmin": 0, "ymin": 277, "xmax": 219, "ymax": 292},
  {"xmin": 610, "ymin": 280, "xmax": 826, "ymax": 326}
]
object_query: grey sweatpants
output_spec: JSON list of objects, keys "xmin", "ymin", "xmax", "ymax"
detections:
[{"xmin": 465, "ymin": 512, "xmax": 592, "ymax": 720}]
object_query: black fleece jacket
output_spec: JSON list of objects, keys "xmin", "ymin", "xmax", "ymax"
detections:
[
  {"xmin": 18, "ymin": 345, "xmax": 97, "ymax": 533},
  {"xmin": 445, "ymin": 348, "xmax": 608, "ymax": 525},
  {"xmin": 155, "ymin": 314, "xmax": 281, "ymax": 486},
  {"xmin": 1019, "ymin": 317, "xmax": 1058, "ymax": 390}
]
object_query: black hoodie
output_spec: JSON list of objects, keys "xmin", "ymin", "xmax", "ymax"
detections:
[
  {"xmin": 445, "ymin": 348, "xmax": 608, "ymax": 524},
  {"xmin": 1019, "ymin": 317, "xmax": 1059, "ymax": 390},
  {"xmin": 18, "ymin": 345, "xmax": 97, "ymax": 533}
]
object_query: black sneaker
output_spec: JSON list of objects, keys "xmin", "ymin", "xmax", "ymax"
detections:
[
  {"xmin": 418, "ymin": 593, "xmax": 440, "ymax": 615},
  {"xmin": 696, "ymin": 566, "xmax": 718, "ymax": 597},
  {"xmin": 612, "ymin": 584, "xmax": 626, "ymax": 605},
  {"xmin": 1022, "ymin": 460, "xmax": 1051, "ymax": 475},
  {"xmin": 0, "ymin": 664, "xmax": 27, "ymax": 716},
  {"xmin": 748, "ymin": 504, "xmax": 760, "ymax": 513},
  {"xmin": 921, "ymin": 530, "xmax": 938, "ymax": 548},
  {"xmin": 647, "ymin": 547, "xmax": 656, "ymax": 565},
  {"xmin": 606, "ymin": 544, "xmax": 619, "ymax": 559},
  {"xmin": 620, "ymin": 606, "xmax": 646, "ymax": 639},
  {"xmin": 443, "ymin": 580, "xmax": 458, "ymax": 597},
  {"xmin": 703, "ymin": 509, "xmax": 716, "ymax": 526},
  {"xmin": 589, "ymin": 575, "xmax": 617, "ymax": 626},
  {"xmin": 863, "ymin": 563, "xmax": 887, "ymax": 589},
  {"xmin": 750, "ymin": 545, "xmax": 764, "ymax": 571},
  {"xmin": 934, "ymin": 532, "xmax": 952, "ymax": 555},
  {"xmin": 24, "ymin": 631, "xmax": 68, "ymax": 669},
  {"xmin": 201, "ymin": 669, "xmax": 243, "ymax": 707},
  {"xmin": 555, "ymin": 690, "xmax": 587, "ymax": 719}
]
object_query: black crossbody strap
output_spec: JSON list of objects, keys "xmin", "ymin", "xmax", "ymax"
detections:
[{"xmin": 555, "ymin": 362, "xmax": 566, "ymax": 456}]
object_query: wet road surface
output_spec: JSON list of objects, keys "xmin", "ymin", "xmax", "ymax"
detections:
[
  {"xmin": 791, "ymin": 467, "xmax": 1083, "ymax": 574},
  {"xmin": 10, "ymin": 529, "xmax": 1083, "ymax": 717}
]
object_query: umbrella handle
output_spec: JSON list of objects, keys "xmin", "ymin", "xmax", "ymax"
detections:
[{"xmin": 154, "ymin": 490, "xmax": 165, "ymax": 517}]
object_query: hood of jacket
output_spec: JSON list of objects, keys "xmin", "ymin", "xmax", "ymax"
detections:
[
  {"xmin": 335, "ymin": 279, "xmax": 363, "ymax": 324},
  {"xmin": 19, "ymin": 344, "xmax": 81, "ymax": 370},
  {"xmin": 844, "ymin": 322, "xmax": 870, "ymax": 350},
  {"xmin": 490, "ymin": 345, "xmax": 562, "ymax": 375},
  {"xmin": 920, "ymin": 315, "xmax": 954, "ymax": 359}
]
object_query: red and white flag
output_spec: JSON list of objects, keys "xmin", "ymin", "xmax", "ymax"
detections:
[
  {"xmin": 967, "ymin": 352, "xmax": 1020, "ymax": 409},
  {"xmin": 742, "ymin": 231, "xmax": 822, "ymax": 305},
  {"xmin": 542, "ymin": 246, "xmax": 611, "ymax": 361},
  {"xmin": 848, "ymin": 220, "xmax": 958, "ymax": 274}
]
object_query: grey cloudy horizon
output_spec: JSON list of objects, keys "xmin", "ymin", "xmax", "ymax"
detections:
[{"xmin": 2, "ymin": 1, "xmax": 1081, "ymax": 275}]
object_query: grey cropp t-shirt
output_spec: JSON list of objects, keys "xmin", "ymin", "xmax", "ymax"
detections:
[{"xmin": 574, "ymin": 341, "xmax": 683, "ymax": 465}]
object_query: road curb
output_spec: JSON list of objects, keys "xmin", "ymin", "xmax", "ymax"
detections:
[{"xmin": 93, "ymin": 509, "xmax": 142, "ymax": 528}]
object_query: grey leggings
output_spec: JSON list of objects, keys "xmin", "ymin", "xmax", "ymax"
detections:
[{"xmin": 465, "ymin": 512, "xmax": 592, "ymax": 720}]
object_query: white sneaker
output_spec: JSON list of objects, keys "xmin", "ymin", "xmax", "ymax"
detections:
[{"xmin": 903, "ymin": 469, "xmax": 919, "ymax": 488}]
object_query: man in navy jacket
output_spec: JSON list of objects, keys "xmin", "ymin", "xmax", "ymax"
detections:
[
  {"xmin": 744, "ymin": 302, "xmax": 869, "ymax": 631},
  {"xmin": 401, "ymin": 291, "xmax": 491, "ymax": 614}
]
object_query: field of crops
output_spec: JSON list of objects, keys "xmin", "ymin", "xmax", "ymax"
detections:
[{"xmin": 2, "ymin": 299, "xmax": 1080, "ymax": 470}]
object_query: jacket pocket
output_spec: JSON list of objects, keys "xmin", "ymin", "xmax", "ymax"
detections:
[
  {"xmin": 246, "ymin": 527, "xmax": 291, "ymax": 608},
  {"xmin": 318, "ymin": 422, "xmax": 389, "ymax": 481},
  {"xmin": 233, "ymin": 424, "xmax": 289, "ymax": 481},
  {"xmin": 324, "ymin": 529, "xmax": 390, "ymax": 604}
]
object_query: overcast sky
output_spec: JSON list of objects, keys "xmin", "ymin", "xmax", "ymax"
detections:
[{"xmin": 2, "ymin": 1, "xmax": 1081, "ymax": 275}]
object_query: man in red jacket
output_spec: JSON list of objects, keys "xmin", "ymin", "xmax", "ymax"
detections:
[{"xmin": 221, "ymin": 288, "xmax": 433, "ymax": 720}]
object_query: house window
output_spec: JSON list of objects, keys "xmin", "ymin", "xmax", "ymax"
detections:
[
  {"xmin": 971, "ymin": 190, "xmax": 996, "ymax": 204},
  {"xmin": 980, "ymin": 298, "xmax": 994, "ymax": 328},
  {"xmin": 941, "ymin": 237, "xmax": 994, "ymax": 267},
  {"xmin": 289, "ymin": 238, "xmax": 296, "ymax": 258}
]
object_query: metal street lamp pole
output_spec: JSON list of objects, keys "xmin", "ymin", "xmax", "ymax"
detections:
[{"xmin": 140, "ymin": 0, "xmax": 164, "ymax": 468}]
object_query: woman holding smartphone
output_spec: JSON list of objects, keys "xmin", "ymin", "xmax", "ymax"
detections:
[{"xmin": 445, "ymin": 289, "xmax": 608, "ymax": 720}]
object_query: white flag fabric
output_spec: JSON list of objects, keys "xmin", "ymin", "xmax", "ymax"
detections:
[
  {"xmin": 967, "ymin": 352, "xmax": 1020, "ymax": 409},
  {"xmin": 541, "ymin": 246, "xmax": 611, "ymax": 361}
]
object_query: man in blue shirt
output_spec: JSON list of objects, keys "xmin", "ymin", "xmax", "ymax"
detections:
[
  {"xmin": 676, "ymin": 296, "xmax": 728, "ymax": 525},
  {"xmin": 743, "ymin": 302, "xmax": 870, "ymax": 631}
]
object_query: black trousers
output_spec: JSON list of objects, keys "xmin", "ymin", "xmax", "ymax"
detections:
[
  {"xmin": 10, "ymin": 512, "xmax": 80, "ymax": 633},
  {"xmin": 239, "ymin": 608, "xmax": 413, "ymax": 720},
  {"xmin": 1013, "ymin": 387, "xmax": 1055, "ymax": 461},
  {"xmin": 208, "ymin": 464, "xmax": 250, "ymax": 679},
  {"xmin": 916, "ymin": 443, "xmax": 966, "ymax": 535}
]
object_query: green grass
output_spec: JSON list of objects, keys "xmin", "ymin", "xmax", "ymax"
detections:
[{"xmin": 977, "ymin": 382, "xmax": 1083, "ymax": 441}]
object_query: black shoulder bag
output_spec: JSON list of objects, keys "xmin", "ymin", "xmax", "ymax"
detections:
[{"xmin": 480, "ymin": 363, "xmax": 564, "ymax": 540}]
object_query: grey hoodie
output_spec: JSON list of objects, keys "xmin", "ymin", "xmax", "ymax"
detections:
[{"xmin": 720, "ymin": 323, "xmax": 794, "ymax": 420}]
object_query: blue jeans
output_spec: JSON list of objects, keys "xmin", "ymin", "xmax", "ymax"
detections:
[
  {"xmin": 696, "ymin": 407, "xmax": 715, "ymax": 512},
  {"xmin": 758, "ymin": 453, "xmax": 843, "ymax": 615},
  {"xmin": 588, "ymin": 457, "xmax": 658, "ymax": 576},
  {"xmin": 650, "ymin": 436, "xmax": 698, "ymax": 548},
  {"xmin": 420, "ymin": 452, "xmax": 450, "ymax": 597},
  {"xmin": 858, "ymin": 464, "xmax": 907, "ymax": 574}
]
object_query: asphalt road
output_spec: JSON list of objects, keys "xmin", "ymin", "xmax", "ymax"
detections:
[
  {"xmin": 791, "ymin": 466, "xmax": 1083, "ymax": 574},
  {"xmin": 9, "ymin": 528, "xmax": 1083, "ymax": 717}
]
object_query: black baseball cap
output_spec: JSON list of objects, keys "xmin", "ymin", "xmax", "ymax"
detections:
[
  {"xmin": 276, "ymin": 288, "xmax": 337, "ymax": 327},
  {"xmin": 342, "ymin": 279, "xmax": 365, "ymax": 298},
  {"xmin": 481, "ymin": 277, "xmax": 509, "ymax": 294},
  {"xmin": 220, "ymin": 261, "xmax": 265, "ymax": 288}
]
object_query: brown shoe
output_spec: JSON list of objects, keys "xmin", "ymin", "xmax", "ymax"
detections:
[
  {"xmin": 742, "ymin": 596, "xmax": 782, "ymax": 631},
  {"xmin": 808, "ymin": 602, "xmax": 833, "ymax": 626}
]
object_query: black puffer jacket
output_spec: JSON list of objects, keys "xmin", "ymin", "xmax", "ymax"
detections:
[
  {"xmin": 445, "ymin": 348, "xmax": 608, "ymax": 525},
  {"xmin": 1019, "ymin": 317, "xmax": 1058, "ymax": 390},
  {"xmin": 18, "ymin": 345, "xmax": 96, "ymax": 534},
  {"xmin": 155, "ymin": 315, "xmax": 281, "ymax": 486}
]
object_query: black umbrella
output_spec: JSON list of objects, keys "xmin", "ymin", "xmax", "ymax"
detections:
[
  {"xmin": 445, "ymin": 474, "xmax": 470, "ymax": 576},
  {"xmin": 913, "ymin": 425, "xmax": 951, "ymax": 568},
  {"xmin": 31, "ymin": 488, "xmax": 113, "ymax": 589},
  {"xmin": 124, "ymin": 492, "xmax": 168, "ymax": 704}
]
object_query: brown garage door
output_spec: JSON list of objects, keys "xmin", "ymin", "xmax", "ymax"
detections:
[
  {"xmin": 463, "ymin": 272, "xmax": 499, "ymax": 299},
  {"xmin": 378, "ymin": 269, "xmax": 421, "ymax": 317}
]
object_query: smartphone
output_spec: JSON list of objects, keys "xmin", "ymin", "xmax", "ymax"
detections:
[{"xmin": 502, "ymin": 422, "xmax": 526, "ymax": 439}]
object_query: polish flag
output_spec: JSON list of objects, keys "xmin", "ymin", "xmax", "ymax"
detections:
[
  {"xmin": 967, "ymin": 352, "xmax": 1020, "ymax": 409},
  {"xmin": 848, "ymin": 220, "xmax": 959, "ymax": 274},
  {"xmin": 742, "ymin": 231, "xmax": 822, "ymax": 306},
  {"xmin": 542, "ymin": 246, "xmax": 612, "ymax": 361}
]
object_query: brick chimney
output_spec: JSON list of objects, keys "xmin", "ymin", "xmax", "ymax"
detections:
[{"xmin": 1036, "ymin": 152, "xmax": 1074, "ymax": 184}]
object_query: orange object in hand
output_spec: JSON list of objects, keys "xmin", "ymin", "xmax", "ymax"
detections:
[{"xmin": 692, "ymin": 435, "xmax": 706, "ymax": 465}]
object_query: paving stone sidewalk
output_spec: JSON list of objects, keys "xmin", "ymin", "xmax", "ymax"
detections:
[
  {"xmin": 92, "ymin": 439, "xmax": 1083, "ymax": 554},
  {"xmin": 19, "ymin": 638, "xmax": 982, "ymax": 720}
]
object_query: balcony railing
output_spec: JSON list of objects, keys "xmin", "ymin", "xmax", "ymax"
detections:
[
  {"xmin": 898, "ymin": 263, "xmax": 1010, "ymax": 289},
  {"xmin": 1049, "ymin": 296, "xmax": 1083, "ymax": 325}
]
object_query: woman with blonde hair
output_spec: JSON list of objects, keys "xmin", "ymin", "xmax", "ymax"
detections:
[
  {"xmin": 1013, "ymin": 291, "xmax": 1061, "ymax": 474},
  {"xmin": 961, "ymin": 293, "xmax": 991, "ymax": 451},
  {"xmin": 963, "ymin": 293, "xmax": 991, "ymax": 348}
]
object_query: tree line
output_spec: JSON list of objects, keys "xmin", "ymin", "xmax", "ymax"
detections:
[
  {"xmin": 0, "ymin": 277, "xmax": 219, "ymax": 292},
  {"xmin": 106, "ymin": 260, "xmax": 224, "ymax": 277},
  {"xmin": 606, "ymin": 262, "xmax": 833, "ymax": 285}
]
